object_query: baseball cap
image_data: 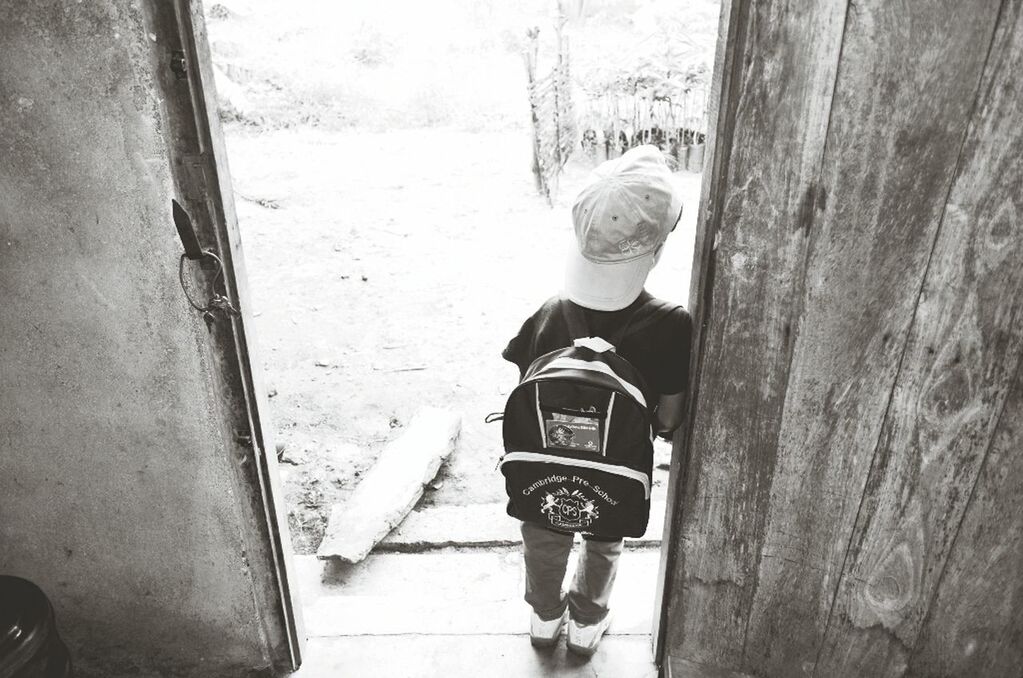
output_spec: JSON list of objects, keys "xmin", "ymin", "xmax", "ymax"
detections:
[{"xmin": 564, "ymin": 145, "xmax": 683, "ymax": 311}]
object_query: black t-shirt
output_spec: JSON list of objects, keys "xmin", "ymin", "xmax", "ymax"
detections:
[{"xmin": 502, "ymin": 290, "xmax": 692, "ymax": 397}]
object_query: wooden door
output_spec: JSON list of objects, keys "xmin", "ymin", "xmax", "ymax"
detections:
[{"xmin": 658, "ymin": 0, "xmax": 1023, "ymax": 676}]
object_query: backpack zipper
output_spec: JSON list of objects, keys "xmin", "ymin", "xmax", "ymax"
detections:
[
  {"xmin": 602, "ymin": 392, "xmax": 616, "ymax": 456},
  {"xmin": 534, "ymin": 383, "xmax": 546, "ymax": 447},
  {"xmin": 539, "ymin": 405, "xmax": 607, "ymax": 418},
  {"xmin": 499, "ymin": 451, "xmax": 651, "ymax": 499}
]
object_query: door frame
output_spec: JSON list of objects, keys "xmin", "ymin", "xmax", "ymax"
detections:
[
  {"xmin": 146, "ymin": 0, "xmax": 304, "ymax": 671},
  {"xmin": 152, "ymin": 0, "xmax": 746, "ymax": 672},
  {"xmin": 651, "ymin": 0, "xmax": 743, "ymax": 667}
]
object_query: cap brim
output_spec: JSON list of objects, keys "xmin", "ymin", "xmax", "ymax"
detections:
[{"xmin": 563, "ymin": 247, "xmax": 653, "ymax": 311}]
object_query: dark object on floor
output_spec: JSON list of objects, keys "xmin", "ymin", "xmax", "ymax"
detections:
[{"xmin": 0, "ymin": 576, "xmax": 73, "ymax": 678}]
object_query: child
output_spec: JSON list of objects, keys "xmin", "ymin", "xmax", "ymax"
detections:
[{"xmin": 502, "ymin": 145, "xmax": 693, "ymax": 655}]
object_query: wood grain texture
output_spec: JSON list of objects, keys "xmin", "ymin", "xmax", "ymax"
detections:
[
  {"xmin": 906, "ymin": 374, "xmax": 1023, "ymax": 677},
  {"xmin": 817, "ymin": 1, "xmax": 1023, "ymax": 675},
  {"xmin": 740, "ymin": 0, "xmax": 1005, "ymax": 675},
  {"xmin": 668, "ymin": 656, "xmax": 755, "ymax": 678},
  {"xmin": 662, "ymin": 0, "xmax": 848, "ymax": 668}
]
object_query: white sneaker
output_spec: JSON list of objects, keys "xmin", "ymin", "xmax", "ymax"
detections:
[
  {"xmin": 529, "ymin": 608, "xmax": 568, "ymax": 647},
  {"xmin": 566, "ymin": 614, "xmax": 611, "ymax": 656}
]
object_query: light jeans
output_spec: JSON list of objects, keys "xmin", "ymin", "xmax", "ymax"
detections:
[{"xmin": 520, "ymin": 520, "xmax": 624, "ymax": 625}]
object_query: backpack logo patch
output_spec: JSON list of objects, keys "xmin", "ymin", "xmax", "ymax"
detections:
[
  {"xmin": 548, "ymin": 424, "xmax": 575, "ymax": 447},
  {"xmin": 540, "ymin": 488, "xmax": 599, "ymax": 529}
]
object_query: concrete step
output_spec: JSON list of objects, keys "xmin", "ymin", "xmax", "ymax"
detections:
[
  {"xmin": 293, "ymin": 547, "xmax": 662, "ymax": 637},
  {"xmin": 376, "ymin": 501, "xmax": 668, "ymax": 551},
  {"xmin": 292, "ymin": 635, "xmax": 658, "ymax": 677}
]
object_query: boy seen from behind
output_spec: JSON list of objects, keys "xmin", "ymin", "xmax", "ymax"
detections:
[{"xmin": 502, "ymin": 145, "xmax": 692, "ymax": 656}]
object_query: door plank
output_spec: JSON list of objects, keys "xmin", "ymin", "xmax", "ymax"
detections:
[
  {"xmin": 739, "ymin": 0, "xmax": 1004, "ymax": 675},
  {"xmin": 906, "ymin": 375, "xmax": 1023, "ymax": 675},
  {"xmin": 667, "ymin": 656, "xmax": 755, "ymax": 678},
  {"xmin": 816, "ymin": 2, "xmax": 1023, "ymax": 674},
  {"xmin": 663, "ymin": 0, "xmax": 848, "ymax": 667}
]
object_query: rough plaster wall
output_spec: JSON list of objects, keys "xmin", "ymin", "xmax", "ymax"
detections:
[{"xmin": 0, "ymin": 2, "xmax": 274, "ymax": 675}]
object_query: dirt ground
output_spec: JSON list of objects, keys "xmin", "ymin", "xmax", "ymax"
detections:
[
  {"xmin": 207, "ymin": 0, "xmax": 716, "ymax": 554},
  {"xmin": 225, "ymin": 127, "xmax": 701, "ymax": 552}
]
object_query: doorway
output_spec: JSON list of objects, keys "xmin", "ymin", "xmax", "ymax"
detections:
[{"xmin": 202, "ymin": 0, "xmax": 719, "ymax": 672}]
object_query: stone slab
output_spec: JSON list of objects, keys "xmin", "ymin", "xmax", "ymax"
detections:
[
  {"xmin": 290, "ymin": 635, "xmax": 658, "ymax": 678},
  {"xmin": 294, "ymin": 548, "xmax": 660, "ymax": 637},
  {"xmin": 378, "ymin": 501, "xmax": 668, "ymax": 551},
  {"xmin": 317, "ymin": 408, "xmax": 461, "ymax": 562}
]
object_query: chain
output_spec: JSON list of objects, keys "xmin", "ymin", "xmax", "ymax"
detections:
[{"xmin": 178, "ymin": 250, "xmax": 240, "ymax": 329}]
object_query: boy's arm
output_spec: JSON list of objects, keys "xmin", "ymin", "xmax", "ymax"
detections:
[
  {"xmin": 654, "ymin": 392, "xmax": 686, "ymax": 434},
  {"xmin": 653, "ymin": 305, "xmax": 692, "ymax": 435}
]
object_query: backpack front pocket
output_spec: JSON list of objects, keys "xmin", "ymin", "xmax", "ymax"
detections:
[
  {"xmin": 541, "ymin": 408, "xmax": 604, "ymax": 453},
  {"xmin": 499, "ymin": 451, "xmax": 651, "ymax": 537}
]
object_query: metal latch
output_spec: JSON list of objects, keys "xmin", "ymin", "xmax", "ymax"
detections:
[{"xmin": 172, "ymin": 199, "xmax": 240, "ymax": 330}]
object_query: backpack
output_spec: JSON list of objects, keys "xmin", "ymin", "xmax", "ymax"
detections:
[{"xmin": 496, "ymin": 297, "xmax": 672, "ymax": 538}]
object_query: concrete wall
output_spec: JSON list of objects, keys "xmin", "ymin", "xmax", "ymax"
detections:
[{"xmin": 0, "ymin": 2, "xmax": 288, "ymax": 675}]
